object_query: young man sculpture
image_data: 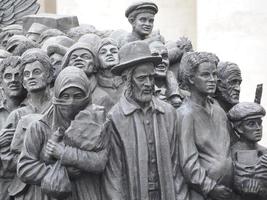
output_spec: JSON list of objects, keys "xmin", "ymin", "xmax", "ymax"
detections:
[
  {"xmin": 96, "ymin": 38, "xmax": 124, "ymax": 103},
  {"xmin": 0, "ymin": 56, "xmax": 26, "ymax": 200},
  {"xmin": 149, "ymin": 39, "xmax": 183, "ymax": 108},
  {"xmin": 120, "ymin": 1, "xmax": 160, "ymax": 46}
]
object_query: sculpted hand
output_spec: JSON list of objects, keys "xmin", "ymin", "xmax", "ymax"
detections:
[
  {"xmin": 0, "ymin": 129, "xmax": 15, "ymax": 147},
  {"xmin": 242, "ymin": 179, "xmax": 261, "ymax": 194},
  {"xmin": 45, "ymin": 139, "xmax": 65, "ymax": 159},
  {"xmin": 169, "ymin": 96, "xmax": 182, "ymax": 108},
  {"xmin": 66, "ymin": 166, "xmax": 81, "ymax": 178},
  {"xmin": 259, "ymin": 154, "xmax": 267, "ymax": 167},
  {"xmin": 209, "ymin": 184, "xmax": 234, "ymax": 200}
]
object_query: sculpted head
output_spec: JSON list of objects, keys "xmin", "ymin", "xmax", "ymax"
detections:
[
  {"xmin": 0, "ymin": 24, "xmax": 23, "ymax": 48},
  {"xmin": 26, "ymin": 23, "xmax": 49, "ymax": 43},
  {"xmin": 97, "ymin": 38, "xmax": 119, "ymax": 71},
  {"xmin": 21, "ymin": 49, "xmax": 53, "ymax": 93},
  {"xmin": 126, "ymin": 1, "xmax": 158, "ymax": 38},
  {"xmin": 228, "ymin": 102, "xmax": 265, "ymax": 143},
  {"xmin": 0, "ymin": 56, "xmax": 26, "ymax": 98},
  {"xmin": 149, "ymin": 40, "xmax": 169, "ymax": 77},
  {"xmin": 111, "ymin": 41, "xmax": 161, "ymax": 106},
  {"xmin": 180, "ymin": 52, "xmax": 219, "ymax": 95},
  {"xmin": 53, "ymin": 66, "xmax": 91, "ymax": 120},
  {"xmin": 61, "ymin": 42, "xmax": 97, "ymax": 77},
  {"xmin": 216, "ymin": 61, "xmax": 242, "ymax": 105}
]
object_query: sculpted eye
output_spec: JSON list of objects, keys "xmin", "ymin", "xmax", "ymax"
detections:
[
  {"xmin": 24, "ymin": 71, "xmax": 30, "ymax": 77},
  {"xmin": 4, "ymin": 73, "xmax": 12, "ymax": 80},
  {"xmin": 60, "ymin": 93, "xmax": 70, "ymax": 100}
]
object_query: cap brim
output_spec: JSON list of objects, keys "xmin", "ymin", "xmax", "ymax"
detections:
[{"xmin": 111, "ymin": 56, "xmax": 162, "ymax": 76}]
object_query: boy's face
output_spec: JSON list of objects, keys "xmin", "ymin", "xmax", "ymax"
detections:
[{"xmin": 237, "ymin": 117, "xmax": 263, "ymax": 142}]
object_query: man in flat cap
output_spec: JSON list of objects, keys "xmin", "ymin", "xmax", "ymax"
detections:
[
  {"xmin": 120, "ymin": 1, "xmax": 160, "ymax": 47},
  {"xmin": 101, "ymin": 41, "xmax": 189, "ymax": 200},
  {"xmin": 229, "ymin": 102, "xmax": 267, "ymax": 200}
]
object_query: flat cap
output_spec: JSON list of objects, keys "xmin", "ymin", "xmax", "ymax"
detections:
[
  {"xmin": 228, "ymin": 102, "xmax": 266, "ymax": 122},
  {"xmin": 125, "ymin": 1, "xmax": 158, "ymax": 18}
]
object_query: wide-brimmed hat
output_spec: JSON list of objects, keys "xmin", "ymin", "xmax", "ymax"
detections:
[{"xmin": 111, "ymin": 41, "xmax": 161, "ymax": 76}]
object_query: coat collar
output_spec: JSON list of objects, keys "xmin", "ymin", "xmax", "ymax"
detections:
[{"xmin": 120, "ymin": 95, "xmax": 165, "ymax": 116}]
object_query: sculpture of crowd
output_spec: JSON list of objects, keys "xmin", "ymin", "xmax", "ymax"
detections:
[{"xmin": 0, "ymin": 1, "xmax": 266, "ymax": 200}]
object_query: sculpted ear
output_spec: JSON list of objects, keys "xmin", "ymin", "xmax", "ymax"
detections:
[{"xmin": 188, "ymin": 75, "xmax": 194, "ymax": 85}]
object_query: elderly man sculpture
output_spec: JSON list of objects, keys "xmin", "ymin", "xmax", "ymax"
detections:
[
  {"xmin": 215, "ymin": 61, "xmax": 242, "ymax": 112},
  {"xmin": 101, "ymin": 41, "xmax": 189, "ymax": 200},
  {"xmin": 228, "ymin": 102, "xmax": 267, "ymax": 200}
]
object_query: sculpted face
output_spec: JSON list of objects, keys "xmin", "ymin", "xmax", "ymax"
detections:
[
  {"xmin": 190, "ymin": 62, "xmax": 217, "ymax": 95},
  {"xmin": 69, "ymin": 49, "xmax": 95, "ymax": 76},
  {"xmin": 132, "ymin": 13, "xmax": 154, "ymax": 37},
  {"xmin": 98, "ymin": 44, "xmax": 119, "ymax": 70},
  {"xmin": 149, "ymin": 42, "xmax": 169, "ymax": 77},
  {"xmin": 58, "ymin": 86, "xmax": 86, "ymax": 119},
  {"xmin": 237, "ymin": 117, "xmax": 263, "ymax": 142},
  {"xmin": 219, "ymin": 73, "xmax": 242, "ymax": 105},
  {"xmin": 2, "ymin": 66, "xmax": 24, "ymax": 98},
  {"xmin": 132, "ymin": 63, "xmax": 155, "ymax": 103},
  {"xmin": 50, "ymin": 53, "xmax": 63, "ymax": 81},
  {"xmin": 23, "ymin": 61, "xmax": 49, "ymax": 92}
]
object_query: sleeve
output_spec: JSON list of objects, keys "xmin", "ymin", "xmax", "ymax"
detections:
[
  {"xmin": 171, "ymin": 111, "xmax": 190, "ymax": 200},
  {"xmin": 101, "ymin": 119, "xmax": 125, "ymax": 200},
  {"xmin": 60, "ymin": 120, "xmax": 111, "ymax": 173},
  {"xmin": 177, "ymin": 111, "xmax": 217, "ymax": 196},
  {"xmin": 17, "ymin": 121, "xmax": 53, "ymax": 186}
]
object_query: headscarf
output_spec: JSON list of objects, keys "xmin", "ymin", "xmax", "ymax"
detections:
[{"xmin": 52, "ymin": 66, "xmax": 91, "ymax": 131}]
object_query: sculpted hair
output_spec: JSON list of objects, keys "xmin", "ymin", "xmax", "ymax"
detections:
[
  {"xmin": 0, "ymin": 56, "xmax": 23, "ymax": 83},
  {"xmin": 217, "ymin": 61, "xmax": 241, "ymax": 81},
  {"xmin": 21, "ymin": 48, "xmax": 53, "ymax": 82},
  {"xmin": 180, "ymin": 51, "xmax": 219, "ymax": 90},
  {"xmin": 122, "ymin": 68, "xmax": 135, "ymax": 98}
]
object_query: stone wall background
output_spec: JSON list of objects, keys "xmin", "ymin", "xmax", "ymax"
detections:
[{"xmin": 38, "ymin": 0, "xmax": 267, "ymax": 146}]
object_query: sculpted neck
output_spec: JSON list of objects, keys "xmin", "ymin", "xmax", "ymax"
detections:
[
  {"xmin": 5, "ymin": 95, "xmax": 22, "ymax": 112},
  {"xmin": 29, "ymin": 87, "xmax": 50, "ymax": 109},
  {"xmin": 190, "ymin": 88, "xmax": 209, "ymax": 108},
  {"xmin": 155, "ymin": 76, "xmax": 166, "ymax": 88},
  {"xmin": 131, "ymin": 30, "xmax": 147, "ymax": 40},
  {"xmin": 99, "ymin": 68, "xmax": 114, "ymax": 78}
]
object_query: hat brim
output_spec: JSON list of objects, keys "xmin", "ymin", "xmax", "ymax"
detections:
[{"xmin": 111, "ymin": 56, "xmax": 162, "ymax": 76}]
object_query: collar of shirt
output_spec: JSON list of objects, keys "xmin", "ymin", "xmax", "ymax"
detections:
[{"xmin": 120, "ymin": 95, "xmax": 165, "ymax": 116}]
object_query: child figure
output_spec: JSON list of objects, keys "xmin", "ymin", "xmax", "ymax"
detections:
[{"xmin": 228, "ymin": 102, "xmax": 267, "ymax": 200}]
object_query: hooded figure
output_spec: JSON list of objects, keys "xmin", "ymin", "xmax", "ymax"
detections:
[
  {"xmin": 17, "ymin": 67, "xmax": 109, "ymax": 200},
  {"xmin": 61, "ymin": 42, "xmax": 114, "ymax": 111}
]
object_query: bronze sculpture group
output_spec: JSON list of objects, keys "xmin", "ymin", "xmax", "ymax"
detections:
[{"xmin": 0, "ymin": 1, "xmax": 266, "ymax": 200}]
